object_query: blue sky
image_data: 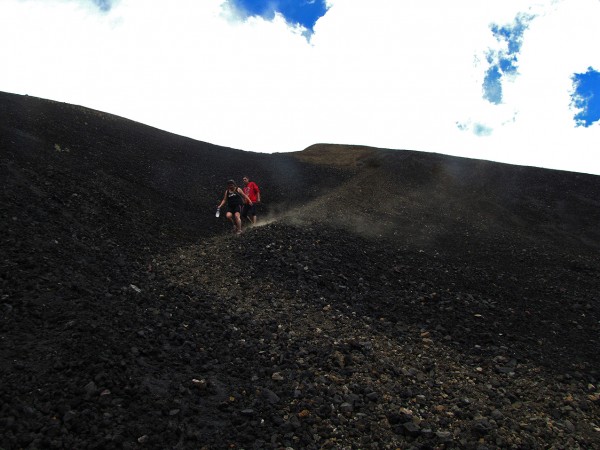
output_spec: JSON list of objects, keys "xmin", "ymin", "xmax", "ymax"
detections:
[
  {"xmin": 1, "ymin": 0, "xmax": 600, "ymax": 174},
  {"xmin": 572, "ymin": 68, "xmax": 600, "ymax": 127},
  {"xmin": 481, "ymin": 11, "xmax": 600, "ymax": 133},
  {"xmin": 92, "ymin": 0, "xmax": 112, "ymax": 12},
  {"xmin": 228, "ymin": 0, "xmax": 328, "ymax": 37}
]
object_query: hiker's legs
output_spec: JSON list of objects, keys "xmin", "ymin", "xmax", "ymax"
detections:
[
  {"xmin": 243, "ymin": 204, "xmax": 257, "ymax": 225},
  {"xmin": 226, "ymin": 211, "xmax": 236, "ymax": 231},
  {"xmin": 234, "ymin": 212, "xmax": 242, "ymax": 232},
  {"xmin": 242, "ymin": 205, "xmax": 252, "ymax": 225}
]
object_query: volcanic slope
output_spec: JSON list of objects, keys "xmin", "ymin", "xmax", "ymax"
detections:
[{"xmin": 1, "ymin": 91, "xmax": 599, "ymax": 449}]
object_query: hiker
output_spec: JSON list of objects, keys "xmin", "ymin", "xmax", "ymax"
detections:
[
  {"xmin": 242, "ymin": 175, "xmax": 261, "ymax": 225},
  {"xmin": 217, "ymin": 179, "xmax": 253, "ymax": 234}
]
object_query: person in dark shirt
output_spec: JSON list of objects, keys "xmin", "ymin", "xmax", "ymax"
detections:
[
  {"xmin": 217, "ymin": 179, "xmax": 252, "ymax": 234},
  {"xmin": 242, "ymin": 175, "xmax": 261, "ymax": 225}
]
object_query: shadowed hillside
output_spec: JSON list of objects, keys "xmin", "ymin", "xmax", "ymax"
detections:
[{"xmin": 1, "ymin": 91, "xmax": 599, "ymax": 449}]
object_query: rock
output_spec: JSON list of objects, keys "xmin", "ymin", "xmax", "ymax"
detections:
[
  {"xmin": 331, "ymin": 350, "xmax": 346, "ymax": 368},
  {"xmin": 339, "ymin": 403, "xmax": 353, "ymax": 413},
  {"xmin": 62, "ymin": 410, "xmax": 77, "ymax": 422},
  {"xmin": 83, "ymin": 381, "xmax": 97, "ymax": 396},
  {"xmin": 192, "ymin": 378, "xmax": 208, "ymax": 390},
  {"xmin": 562, "ymin": 420, "xmax": 575, "ymax": 432},
  {"xmin": 402, "ymin": 421, "xmax": 421, "ymax": 437},
  {"xmin": 261, "ymin": 388, "xmax": 280, "ymax": 404},
  {"xmin": 472, "ymin": 419, "xmax": 493, "ymax": 435},
  {"xmin": 387, "ymin": 409, "xmax": 413, "ymax": 425},
  {"xmin": 366, "ymin": 391, "xmax": 378, "ymax": 402},
  {"xmin": 297, "ymin": 409, "xmax": 310, "ymax": 418},
  {"xmin": 436, "ymin": 431, "xmax": 452, "ymax": 441}
]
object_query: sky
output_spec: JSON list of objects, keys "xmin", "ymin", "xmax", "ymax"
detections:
[{"xmin": 1, "ymin": 0, "xmax": 599, "ymax": 175}]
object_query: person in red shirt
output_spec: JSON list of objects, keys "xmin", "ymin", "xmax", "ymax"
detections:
[{"xmin": 242, "ymin": 175, "xmax": 261, "ymax": 225}]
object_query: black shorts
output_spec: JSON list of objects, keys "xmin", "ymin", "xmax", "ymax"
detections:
[
  {"xmin": 242, "ymin": 204, "xmax": 256, "ymax": 217},
  {"xmin": 226, "ymin": 204, "xmax": 243, "ymax": 215}
]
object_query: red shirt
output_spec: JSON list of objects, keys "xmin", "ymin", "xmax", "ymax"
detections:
[{"xmin": 243, "ymin": 181, "xmax": 260, "ymax": 202}]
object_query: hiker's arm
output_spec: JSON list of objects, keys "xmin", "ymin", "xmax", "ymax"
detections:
[
  {"xmin": 217, "ymin": 191, "xmax": 227, "ymax": 208},
  {"xmin": 239, "ymin": 188, "xmax": 252, "ymax": 205},
  {"xmin": 255, "ymin": 184, "xmax": 261, "ymax": 203}
]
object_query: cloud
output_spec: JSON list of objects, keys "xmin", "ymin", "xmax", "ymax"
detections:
[
  {"xmin": 483, "ymin": 13, "xmax": 534, "ymax": 104},
  {"xmin": 1, "ymin": 0, "xmax": 599, "ymax": 174},
  {"xmin": 473, "ymin": 123, "xmax": 494, "ymax": 137}
]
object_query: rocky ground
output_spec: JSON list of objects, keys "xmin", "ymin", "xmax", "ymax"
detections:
[{"xmin": 1, "ymin": 91, "xmax": 599, "ymax": 449}]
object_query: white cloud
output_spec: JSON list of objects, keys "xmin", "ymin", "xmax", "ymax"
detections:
[{"xmin": 1, "ymin": 0, "xmax": 599, "ymax": 174}]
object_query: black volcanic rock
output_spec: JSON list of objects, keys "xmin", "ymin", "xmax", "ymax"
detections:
[{"xmin": 1, "ymin": 91, "xmax": 599, "ymax": 449}]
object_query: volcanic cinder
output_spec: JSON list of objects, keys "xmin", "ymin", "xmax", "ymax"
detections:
[{"xmin": 1, "ymin": 91, "xmax": 599, "ymax": 449}]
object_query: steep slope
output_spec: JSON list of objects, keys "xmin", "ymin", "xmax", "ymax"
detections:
[
  {"xmin": 1, "ymin": 92, "xmax": 599, "ymax": 449},
  {"xmin": 291, "ymin": 144, "xmax": 600, "ymax": 252}
]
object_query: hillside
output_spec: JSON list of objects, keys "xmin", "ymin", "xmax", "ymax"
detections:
[{"xmin": 1, "ymin": 91, "xmax": 599, "ymax": 449}]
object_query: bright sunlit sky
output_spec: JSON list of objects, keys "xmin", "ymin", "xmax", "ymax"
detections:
[{"xmin": 2, "ymin": 0, "xmax": 600, "ymax": 174}]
